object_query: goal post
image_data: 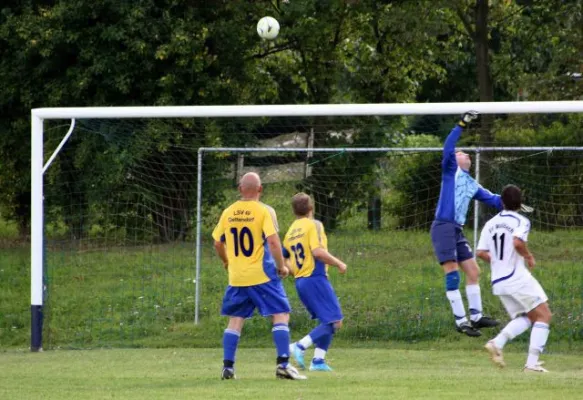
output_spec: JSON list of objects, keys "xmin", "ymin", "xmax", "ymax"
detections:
[{"xmin": 30, "ymin": 101, "xmax": 583, "ymax": 351}]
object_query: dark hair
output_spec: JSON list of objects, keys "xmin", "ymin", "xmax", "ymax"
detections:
[
  {"xmin": 501, "ymin": 184, "xmax": 522, "ymax": 211},
  {"xmin": 291, "ymin": 192, "xmax": 313, "ymax": 217}
]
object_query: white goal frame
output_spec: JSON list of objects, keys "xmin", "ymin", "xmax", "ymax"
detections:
[{"xmin": 31, "ymin": 100, "xmax": 583, "ymax": 351}]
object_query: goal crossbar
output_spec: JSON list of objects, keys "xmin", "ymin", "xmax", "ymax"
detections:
[{"xmin": 31, "ymin": 100, "xmax": 583, "ymax": 119}]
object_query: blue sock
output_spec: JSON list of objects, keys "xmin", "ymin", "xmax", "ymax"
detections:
[
  {"xmin": 314, "ymin": 331, "xmax": 333, "ymax": 352},
  {"xmin": 272, "ymin": 323, "xmax": 290, "ymax": 367},
  {"xmin": 223, "ymin": 329, "xmax": 240, "ymax": 367},
  {"xmin": 445, "ymin": 270, "xmax": 460, "ymax": 291},
  {"xmin": 308, "ymin": 323, "xmax": 335, "ymax": 346},
  {"xmin": 445, "ymin": 271, "xmax": 467, "ymax": 324}
]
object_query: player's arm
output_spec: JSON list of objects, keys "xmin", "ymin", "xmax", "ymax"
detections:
[
  {"xmin": 266, "ymin": 234, "xmax": 289, "ymax": 278},
  {"xmin": 214, "ymin": 239, "xmax": 229, "ymax": 270},
  {"xmin": 263, "ymin": 207, "xmax": 289, "ymax": 278},
  {"xmin": 211, "ymin": 212, "xmax": 228, "ymax": 270},
  {"xmin": 513, "ymin": 219, "xmax": 535, "ymax": 269},
  {"xmin": 475, "ymin": 249, "xmax": 490, "ymax": 263},
  {"xmin": 475, "ymin": 225, "xmax": 491, "ymax": 263},
  {"xmin": 282, "ymin": 246, "xmax": 293, "ymax": 271},
  {"xmin": 473, "ymin": 186, "xmax": 503, "ymax": 210},
  {"xmin": 442, "ymin": 111, "xmax": 479, "ymax": 168},
  {"xmin": 514, "ymin": 238, "xmax": 535, "ymax": 269},
  {"xmin": 312, "ymin": 248, "xmax": 347, "ymax": 274}
]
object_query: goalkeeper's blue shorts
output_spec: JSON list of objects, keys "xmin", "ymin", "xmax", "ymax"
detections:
[
  {"xmin": 430, "ymin": 220, "xmax": 474, "ymax": 264},
  {"xmin": 221, "ymin": 279, "xmax": 291, "ymax": 318},
  {"xmin": 295, "ymin": 276, "xmax": 343, "ymax": 324}
]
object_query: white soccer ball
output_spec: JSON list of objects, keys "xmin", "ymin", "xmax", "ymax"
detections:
[{"xmin": 257, "ymin": 16, "xmax": 280, "ymax": 40}]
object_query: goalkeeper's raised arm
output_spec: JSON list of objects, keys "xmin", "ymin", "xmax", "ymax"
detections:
[
  {"xmin": 434, "ymin": 111, "xmax": 503, "ymax": 226},
  {"xmin": 430, "ymin": 111, "xmax": 502, "ymax": 338}
]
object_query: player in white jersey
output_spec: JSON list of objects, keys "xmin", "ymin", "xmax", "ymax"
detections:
[{"xmin": 476, "ymin": 184, "xmax": 551, "ymax": 373}]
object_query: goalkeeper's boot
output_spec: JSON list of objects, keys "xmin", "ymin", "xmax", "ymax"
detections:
[
  {"xmin": 290, "ymin": 342, "xmax": 306, "ymax": 370},
  {"xmin": 456, "ymin": 321, "xmax": 482, "ymax": 337},
  {"xmin": 472, "ymin": 316, "xmax": 500, "ymax": 329},
  {"xmin": 309, "ymin": 359, "xmax": 333, "ymax": 372},
  {"xmin": 221, "ymin": 367, "xmax": 236, "ymax": 380},
  {"xmin": 523, "ymin": 364, "xmax": 549, "ymax": 373},
  {"xmin": 276, "ymin": 363, "xmax": 307, "ymax": 380},
  {"xmin": 484, "ymin": 340, "xmax": 506, "ymax": 368}
]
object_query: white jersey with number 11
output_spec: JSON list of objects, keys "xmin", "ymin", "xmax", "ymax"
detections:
[{"xmin": 477, "ymin": 210, "xmax": 532, "ymax": 294}]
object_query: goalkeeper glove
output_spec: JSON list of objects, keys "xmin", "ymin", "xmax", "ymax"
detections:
[
  {"xmin": 459, "ymin": 110, "xmax": 479, "ymax": 127},
  {"xmin": 520, "ymin": 204, "xmax": 534, "ymax": 213}
]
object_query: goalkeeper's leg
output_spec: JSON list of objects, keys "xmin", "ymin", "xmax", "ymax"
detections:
[
  {"xmin": 458, "ymin": 235, "xmax": 499, "ymax": 330},
  {"xmin": 431, "ymin": 222, "xmax": 479, "ymax": 336}
]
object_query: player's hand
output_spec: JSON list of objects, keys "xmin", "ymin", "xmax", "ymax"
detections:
[
  {"xmin": 278, "ymin": 265, "xmax": 290, "ymax": 279},
  {"xmin": 520, "ymin": 204, "xmax": 534, "ymax": 213},
  {"xmin": 223, "ymin": 261, "xmax": 229, "ymax": 270},
  {"xmin": 337, "ymin": 262, "xmax": 347, "ymax": 274},
  {"xmin": 525, "ymin": 255, "xmax": 536, "ymax": 270},
  {"xmin": 459, "ymin": 110, "xmax": 479, "ymax": 127}
]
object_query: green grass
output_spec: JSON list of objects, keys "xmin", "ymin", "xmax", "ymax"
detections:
[
  {"xmin": 1, "ymin": 227, "xmax": 583, "ymax": 350},
  {"xmin": 1, "ymin": 348, "xmax": 583, "ymax": 399}
]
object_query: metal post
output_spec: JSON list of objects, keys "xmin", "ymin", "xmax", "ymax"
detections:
[
  {"xmin": 194, "ymin": 149, "xmax": 204, "ymax": 324},
  {"xmin": 236, "ymin": 154, "xmax": 245, "ymax": 184},
  {"xmin": 304, "ymin": 128, "xmax": 314, "ymax": 178},
  {"xmin": 473, "ymin": 150, "xmax": 481, "ymax": 252},
  {"xmin": 31, "ymin": 114, "xmax": 44, "ymax": 351}
]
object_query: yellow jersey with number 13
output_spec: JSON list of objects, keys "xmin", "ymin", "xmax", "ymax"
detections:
[
  {"xmin": 212, "ymin": 200, "xmax": 279, "ymax": 287},
  {"xmin": 282, "ymin": 217, "xmax": 328, "ymax": 278}
]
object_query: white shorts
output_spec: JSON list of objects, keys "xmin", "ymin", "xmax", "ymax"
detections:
[{"xmin": 496, "ymin": 278, "xmax": 548, "ymax": 319}]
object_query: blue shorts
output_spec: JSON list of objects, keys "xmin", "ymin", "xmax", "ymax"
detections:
[
  {"xmin": 430, "ymin": 220, "xmax": 474, "ymax": 264},
  {"xmin": 295, "ymin": 276, "xmax": 343, "ymax": 324},
  {"xmin": 221, "ymin": 279, "xmax": 291, "ymax": 318}
]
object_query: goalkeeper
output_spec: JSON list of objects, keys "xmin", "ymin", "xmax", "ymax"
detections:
[{"xmin": 431, "ymin": 111, "xmax": 502, "ymax": 337}]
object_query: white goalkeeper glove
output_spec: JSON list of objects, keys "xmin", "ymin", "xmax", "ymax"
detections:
[
  {"xmin": 459, "ymin": 110, "xmax": 479, "ymax": 127},
  {"xmin": 520, "ymin": 204, "xmax": 534, "ymax": 213}
]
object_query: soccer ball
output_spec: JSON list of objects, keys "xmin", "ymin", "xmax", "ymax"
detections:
[{"xmin": 257, "ymin": 16, "xmax": 280, "ymax": 40}]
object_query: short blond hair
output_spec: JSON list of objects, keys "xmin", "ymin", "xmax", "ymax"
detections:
[{"xmin": 291, "ymin": 192, "xmax": 313, "ymax": 217}]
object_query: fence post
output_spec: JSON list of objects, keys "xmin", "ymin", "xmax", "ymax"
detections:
[
  {"xmin": 195, "ymin": 149, "xmax": 204, "ymax": 324},
  {"xmin": 304, "ymin": 128, "xmax": 314, "ymax": 178}
]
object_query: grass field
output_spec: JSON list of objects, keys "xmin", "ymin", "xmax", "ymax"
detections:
[
  {"xmin": 1, "ymin": 348, "xmax": 583, "ymax": 400},
  {"xmin": 1, "ymin": 204, "xmax": 583, "ymax": 349}
]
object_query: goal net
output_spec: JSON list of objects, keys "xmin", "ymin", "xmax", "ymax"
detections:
[{"xmin": 29, "ymin": 103, "xmax": 583, "ymax": 350}]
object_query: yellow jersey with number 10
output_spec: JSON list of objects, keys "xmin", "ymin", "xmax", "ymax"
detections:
[
  {"xmin": 212, "ymin": 200, "xmax": 279, "ymax": 287},
  {"xmin": 283, "ymin": 217, "xmax": 328, "ymax": 278}
]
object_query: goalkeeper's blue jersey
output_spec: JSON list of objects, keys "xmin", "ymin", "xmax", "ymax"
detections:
[{"xmin": 434, "ymin": 125, "xmax": 503, "ymax": 226}]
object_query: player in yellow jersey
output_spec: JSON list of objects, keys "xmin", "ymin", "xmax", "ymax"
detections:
[
  {"xmin": 212, "ymin": 173, "xmax": 306, "ymax": 381},
  {"xmin": 282, "ymin": 193, "xmax": 347, "ymax": 372}
]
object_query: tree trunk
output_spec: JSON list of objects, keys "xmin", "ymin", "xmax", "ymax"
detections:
[
  {"xmin": 474, "ymin": 0, "xmax": 497, "ymax": 222},
  {"xmin": 475, "ymin": 0, "xmax": 495, "ymax": 144}
]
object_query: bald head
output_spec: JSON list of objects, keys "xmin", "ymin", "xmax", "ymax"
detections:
[{"xmin": 239, "ymin": 172, "xmax": 262, "ymax": 200}]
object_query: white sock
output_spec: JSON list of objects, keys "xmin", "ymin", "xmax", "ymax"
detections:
[
  {"xmin": 446, "ymin": 290, "xmax": 467, "ymax": 326},
  {"xmin": 493, "ymin": 316, "xmax": 531, "ymax": 349},
  {"xmin": 465, "ymin": 284, "xmax": 483, "ymax": 322},
  {"xmin": 298, "ymin": 335, "xmax": 313, "ymax": 350},
  {"xmin": 313, "ymin": 348, "xmax": 326, "ymax": 360},
  {"xmin": 526, "ymin": 322, "xmax": 550, "ymax": 367}
]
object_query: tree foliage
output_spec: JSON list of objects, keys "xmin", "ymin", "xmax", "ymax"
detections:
[{"xmin": 0, "ymin": 1, "xmax": 582, "ymax": 238}]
